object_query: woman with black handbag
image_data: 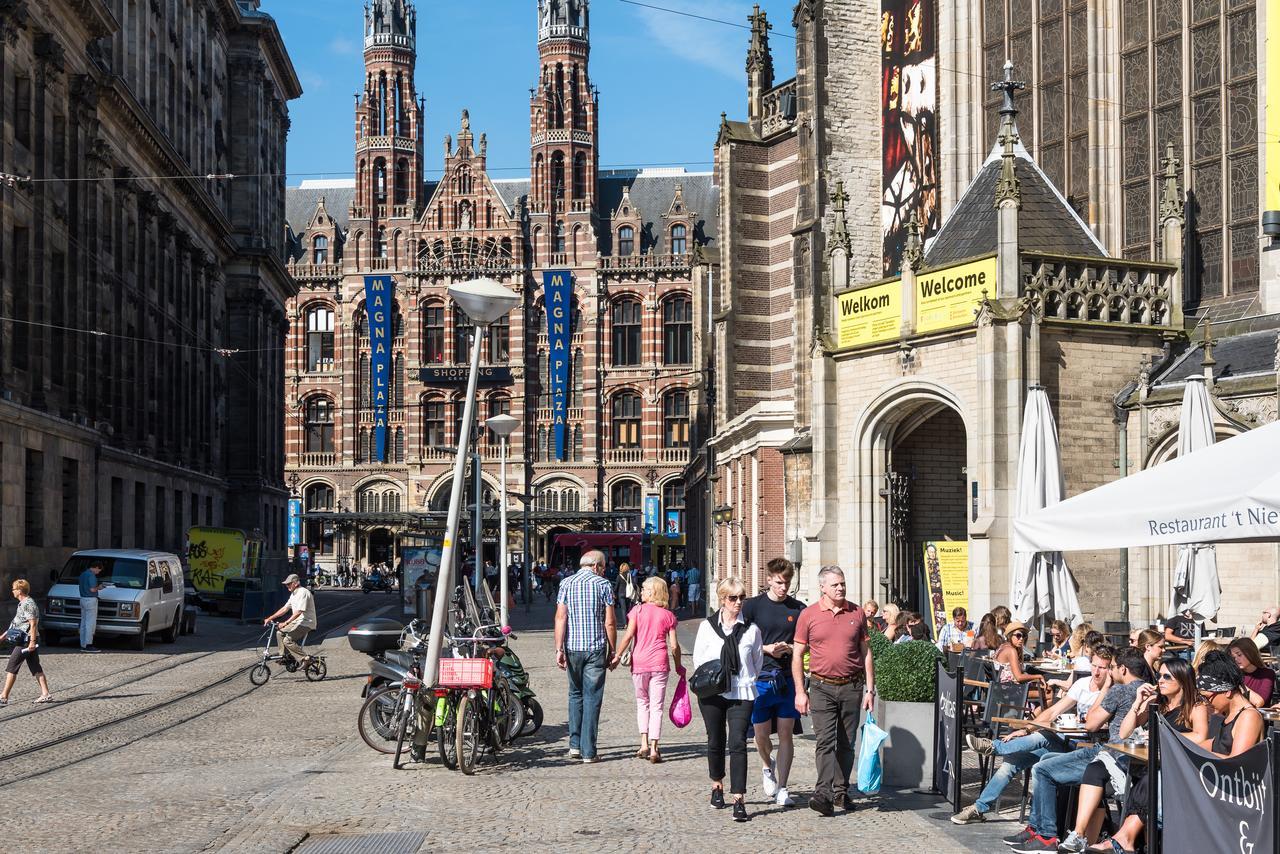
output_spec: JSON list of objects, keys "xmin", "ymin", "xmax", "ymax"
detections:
[
  {"xmin": 1, "ymin": 579, "xmax": 51, "ymax": 705},
  {"xmin": 691, "ymin": 576, "xmax": 762, "ymax": 822}
]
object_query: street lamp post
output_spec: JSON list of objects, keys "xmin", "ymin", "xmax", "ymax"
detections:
[
  {"xmin": 485, "ymin": 413, "xmax": 519, "ymax": 627},
  {"xmin": 422, "ymin": 278, "xmax": 519, "ymax": 690}
]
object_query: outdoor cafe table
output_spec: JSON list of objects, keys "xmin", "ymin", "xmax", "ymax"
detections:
[
  {"xmin": 991, "ymin": 716, "xmax": 1094, "ymax": 739},
  {"xmin": 1106, "ymin": 742, "xmax": 1149, "ymax": 763}
]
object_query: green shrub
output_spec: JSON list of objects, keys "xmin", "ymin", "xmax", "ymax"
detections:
[{"xmin": 869, "ymin": 629, "xmax": 942, "ymax": 703}]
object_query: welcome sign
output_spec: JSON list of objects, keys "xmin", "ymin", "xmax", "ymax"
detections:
[
  {"xmin": 542, "ymin": 270, "xmax": 572, "ymax": 460},
  {"xmin": 364, "ymin": 274, "xmax": 395, "ymax": 462},
  {"xmin": 915, "ymin": 255, "xmax": 995, "ymax": 334},
  {"xmin": 836, "ymin": 280, "xmax": 901, "ymax": 349},
  {"xmin": 1157, "ymin": 714, "xmax": 1274, "ymax": 854}
]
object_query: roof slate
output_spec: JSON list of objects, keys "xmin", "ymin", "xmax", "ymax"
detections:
[
  {"xmin": 924, "ymin": 141, "xmax": 1107, "ymax": 268},
  {"xmin": 1153, "ymin": 329, "xmax": 1280, "ymax": 387}
]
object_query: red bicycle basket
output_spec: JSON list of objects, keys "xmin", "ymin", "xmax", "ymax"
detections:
[{"xmin": 437, "ymin": 657, "xmax": 493, "ymax": 689}]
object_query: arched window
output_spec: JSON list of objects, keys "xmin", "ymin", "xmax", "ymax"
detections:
[
  {"xmin": 422, "ymin": 302, "xmax": 445, "ymax": 364},
  {"xmin": 611, "ymin": 298, "xmax": 642, "ymax": 366},
  {"xmin": 394, "ymin": 158, "xmax": 409, "ymax": 205},
  {"xmin": 376, "ymin": 227, "xmax": 388, "ymax": 259},
  {"xmin": 305, "ymin": 305, "xmax": 334, "ymax": 372},
  {"xmin": 550, "ymin": 151, "xmax": 565, "ymax": 199},
  {"xmin": 304, "ymin": 396, "xmax": 334, "ymax": 453},
  {"xmin": 563, "ymin": 488, "xmax": 581, "ymax": 511},
  {"xmin": 359, "ymin": 482, "xmax": 399, "ymax": 513},
  {"xmin": 536, "ymin": 425, "xmax": 548, "ymax": 462},
  {"xmin": 610, "ymin": 479, "xmax": 642, "ymax": 514},
  {"xmin": 422, "ymin": 397, "xmax": 446, "ymax": 451},
  {"xmin": 357, "ymin": 353, "xmax": 370, "ymax": 406},
  {"xmin": 393, "ymin": 428, "xmax": 405, "ymax": 463},
  {"xmin": 453, "ymin": 306, "xmax": 475, "ymax": 363},
  {"xmin": 312, "ymin": 235, "xmax": 329, "ymax": 265},
  {"xmin": 670, "ymin": 223, "xmax": 687, "ymax": 255},
  {"xmin": 662, "ymin": 479, "xmax": 686, "ymax": 534},
  {"xmin": 488, "ymin": 314, "xmax": 510, "ymax": 363},
  {"xmin": 393, "ymin": 354, "xmax": 405, "ymax": 408},
  {"xmin": 374, "ymin": 158, "xmax": 387, "ymax": 203},
  {"xmin": 663, "ymin": 389, "xmax": 689, "ymax": 448},
  {"xmin": 393, "ymin": 303, "xmax": 405, "ymax": 338},
  {"xmin": 573, "ymin": 152, "xmax": 587, "ymax": 199},
  {"xmin": 357, "ymin": 428, "xmax": 371, "ymax": 463},
  {"xmin": 554, "ymin": 221, "xmax": 566, "ymax": 254},
  {"xmin": 304, "ymin": 482, "xmax": 334, "ymax": 511},
  {"xmin": 612, "ymin": 392, "xmax": 642, "ymax": 448},
  {"xmin": 662, "ymin": 295, "xmax": 692, "ymax": 365},
  {"xmin": 617, "ymin": 226, "xmax": 634, "ymax": 257},
  {"xmin": 572, "ymin": 349, "xmax": 584, "ymax": 407},
  {"xmin": 572, "ymin": 424, "xmax": 583, "ymax": 461}
]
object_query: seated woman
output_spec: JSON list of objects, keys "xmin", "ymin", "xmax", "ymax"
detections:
[
  {"xmin": 1046, "ymin": 620, "xmax": 1072, "ymax": 658},
  {"xmin": 991, "ymin": 622, "xmax": 1046, "ymax": 689},
  {"xmin": 1049, "ymin": 630, "xmax": 1104, "ymax": 693},
  {"xmin": 1134, "ymin": 629, "xmax": 1166, "ymax": 674},
  {"xmin": 880, "ymin": 603, "xmax": 902, "ymax": 641},
  {"xmin": 1228, "ymin": 637, "xmax": 1276, "ymax": 707},
  {"xmin": 971, "ymin": 613, "xmax": 1001, "ymax": 652},
  {"xmin": 1086, "ymin": 651, "xmax": 1264, "ymax": 854}
]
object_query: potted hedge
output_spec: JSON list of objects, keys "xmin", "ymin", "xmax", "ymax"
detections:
[{"xmin": 869, "ymin": 630, "xmax": 942, "ymax": 789}]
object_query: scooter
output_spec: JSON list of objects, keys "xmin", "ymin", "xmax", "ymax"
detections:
[{"xmin": 362, "ymin": 575, "xmax": 394, "ymax": 594}]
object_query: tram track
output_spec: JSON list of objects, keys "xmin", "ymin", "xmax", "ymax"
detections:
[{"xmin": 0, "ymin": 593, "xmax": 386, "ymax": 787}]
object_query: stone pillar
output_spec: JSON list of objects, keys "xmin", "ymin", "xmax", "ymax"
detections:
[{"xmin": 1158, "ymin": 143, "xmax": 1185, "ymax": 327}]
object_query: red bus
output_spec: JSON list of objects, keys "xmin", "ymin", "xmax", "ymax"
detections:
[{"xmin": 551, "ymin": 531, "xmax": 642, "ymax": 571}]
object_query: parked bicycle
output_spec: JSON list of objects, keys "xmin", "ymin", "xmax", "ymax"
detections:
[{"xmin": 249, "ymin": 622, "xmax": 327, "ymax": 685}]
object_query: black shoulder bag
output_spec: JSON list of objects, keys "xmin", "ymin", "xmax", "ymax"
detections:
[{"xmin": 690, "ymin": 614, "xmax": 744, "ymax": 699}]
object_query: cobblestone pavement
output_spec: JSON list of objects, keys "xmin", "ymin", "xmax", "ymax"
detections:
[{"xmin": 11, "ymin": 598, "xmax": 1018, "ymax": 853}]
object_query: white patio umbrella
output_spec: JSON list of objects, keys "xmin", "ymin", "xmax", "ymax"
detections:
[
  {"xmin": 1011, "ymin": 387, "xmax": 1084, "ymax": 628},
  {"xmin": 1168, "ymin": 376, "xmax": 1220, "ymax": 621}
]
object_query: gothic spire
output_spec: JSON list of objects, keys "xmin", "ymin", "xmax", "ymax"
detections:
[
  {"xmin": 537, "ymin": 0, "xmax": 589, "ymax": 43},
  {"xmin": 746, "ymin": 4, "xmax": 773, "ymax": 85},
  {"xmin": 1159, "ymin": 141, "xmax": 1184, "ymax": 223},
  {"xmin": 992, "ymin": 60, "xmax": 1025, "ymax": 208}
]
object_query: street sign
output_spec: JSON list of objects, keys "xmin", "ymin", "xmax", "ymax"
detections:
[{"xmin": 418, "ymin": 365, "xmax": 513, "ymax": 386}]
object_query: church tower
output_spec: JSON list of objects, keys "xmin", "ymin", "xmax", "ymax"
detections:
[
  {"xmin": 529, "ymin": 0, "xmax": 598, "ymax": 263},
  {"xmin": 352, "ymin": 0, "xmax": 424, "ymax": 261}
]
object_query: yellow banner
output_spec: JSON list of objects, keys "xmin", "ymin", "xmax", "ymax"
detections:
[
  {"xmin": 924, "ymin": 541, "xmax": 969, "ymax": 641},
  {"xmin": 1268, "ymin": 7, "xmax": 1280, "ymax": 211},
  {"xmin": 915, "ymin": 256, "xmax": 995, "ymax": 334},
  {"xmin": 836, "ymin": 281, "xmax": 902, "ymax": 349},
  {"xmin": 186, "ymin": 527, "xmax": 247, "ymax": 594}
]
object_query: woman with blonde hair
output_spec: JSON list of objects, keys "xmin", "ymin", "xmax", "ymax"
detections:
[
  {"xmin": 1192, "ymin": 638, "xmax": 1221, "ymax": 671},
  {"xmin": 693, "ymin": 576, "xmax": 763, "ymax": 822},
  {"xmin": 612, "ymin": 576, "xmax": 681, "ymax": 762},
  {"xmin": 1067, "ymin": 623, "xmax": 1094, "ymax": 660},
  {"xmin": 880, "ymin": 603, "xmax": 902, "ymax": 640}
]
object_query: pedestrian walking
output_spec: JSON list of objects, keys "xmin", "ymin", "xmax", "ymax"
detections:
[
  {"xmin": 743, "ymin": 557, "xmax": 806, "ymax": 807},
  {"xmin": 611, "ymin": 576, "xmax": 681, "ymax": 763},
  {"xmin": 78, "ymin": 559, "xmax": 105, "ymax": 652},
  {"xmin": 1, "ymin": 579, "xmax": 52, "ymax": 705},
  {"xmin": 792, "ymin": 565, "xmax": 875, "ymax": 816},
  {"xmin": 554, "ymin": 549, "xmax": 617, "ymax": 763},
  {"xmin": 685, "ymin": 565, "xmax": 702, "ymax": 614},
  {"xmin": 617, "ymin": 562, "xmax": 638, "ymax": 623},
  {"xmin": 693, "ymin": 577, "xmax": 763, "ymax": 823},
  {"xmin": 668, "ymin": 566, "xmax": 682, "ymax": 611}
]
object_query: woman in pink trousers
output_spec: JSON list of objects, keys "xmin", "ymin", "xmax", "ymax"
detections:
[{"xmin": 611, "ymin": 576, "xmax": 683, "ymax": 762}]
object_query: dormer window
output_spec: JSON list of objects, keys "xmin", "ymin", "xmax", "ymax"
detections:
[
  {"xmin": 618, "ymin": 226, "xmax": 634, "ymax": 257},
  {"xmin": 670, "ymin": 224, "xmax": 687, "ymax": 255},
  {"xmin": 313, "ymin": 235, "xmax": 329, "ymax": 265}
]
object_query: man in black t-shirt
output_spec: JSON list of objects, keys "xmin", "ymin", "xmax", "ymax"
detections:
[
  {"xmin": 742, "ymin": 557, "xmax": 806, "ymax": 808},
  {"xmin": 1163, "ymin": 608, "xmax": 1200, "ymax": 656}
]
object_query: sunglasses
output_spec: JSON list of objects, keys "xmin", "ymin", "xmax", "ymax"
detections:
[
  {"xmin": 725, "ymin": 594, "xmax": 743, "ymax": 602},
  {"xmin": 1009, "ymin": 632, "xmax": 1027, "ymax": 639},
  {"xmin": 1157, "ymin": 672, "xmax": 1174, "ymax": 681}
]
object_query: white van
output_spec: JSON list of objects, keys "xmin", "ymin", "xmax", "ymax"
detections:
[{"xmin": 44, "ymin": 550, "xmax": 185, "ymax": 650}]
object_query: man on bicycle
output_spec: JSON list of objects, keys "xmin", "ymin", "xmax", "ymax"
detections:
[{"xmin": 263, "ymin": 574, "xmax": 317, "ymax": 663}]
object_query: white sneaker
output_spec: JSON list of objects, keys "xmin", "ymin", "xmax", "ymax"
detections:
[
  {"xmin": 775, "ymin": 786, "xmax": 795, "ymax": 807},
  {"xmin": 761, "ymin": 765, "xmax": 778, "ymax": 797}
]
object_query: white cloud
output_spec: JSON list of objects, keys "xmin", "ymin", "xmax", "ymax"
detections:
[
  {"xmin": 633, "ymin": 1, "xmax": 745, "ymax": 81},
  {"xmin": 329, "ymin": 36, "xmax": 357, "ymax": 56}
]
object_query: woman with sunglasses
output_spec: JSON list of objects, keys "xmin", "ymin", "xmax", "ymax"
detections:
[
  {"xmin": 1080, "ymin": 652, "xmax": 1262, "ymax": 854},
  {"xmin": 692, "ymin": 577, "xmax": 763, "ymax": 823},
  {"xmin": 992, "ymin": 621, "xmax": 1046, "ymax": 689}
]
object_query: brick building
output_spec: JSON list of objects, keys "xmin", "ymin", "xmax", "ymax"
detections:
[
  {"xmin": 0, "ymin": 0, "xmax": 301, "ymax": 592},
  {"xmin": 283, "ymin": 0, "xmax": 717, "ymax": 570},
  {"xmin": 696, "ymin": 0, "xmax": 1279, "ymax": 629}
]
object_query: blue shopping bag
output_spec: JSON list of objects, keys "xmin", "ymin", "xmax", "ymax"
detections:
[{"xmin": 856, "ymin": 711, "xmax": 889, "ymax": 795}]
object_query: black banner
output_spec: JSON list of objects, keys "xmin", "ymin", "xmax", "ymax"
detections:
[
  {"xmin": 1157, "ymin": 714, "xmax": 1275, "ymax": 854},
  {"xmin": 933, "ymin": 659, "xmax": 961, "ymax": 809},
  {"xmin": 418, "ymin": 366, "xmax": 513, "ymax": 386}
]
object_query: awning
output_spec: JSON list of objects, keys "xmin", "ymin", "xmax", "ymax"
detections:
[{"xmin": 1012, "ymin": 419, "xmax": 1280, "ymax": 552}]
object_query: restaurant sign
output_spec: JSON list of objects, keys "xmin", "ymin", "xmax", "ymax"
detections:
[
  {"xmin": 915, "ymin": 255, "xmax": 995, "ymax": 334},
  {"xmin": 933, "ymin": 660, "xmax": 962, "ymax": 810},
  {"xmin": 1157, "ymin": 714, "xmax": 1274, "ymax": 854},
  {"xmin": 836, "ymin": 280, "xmax": 901, "ymax": 349}
]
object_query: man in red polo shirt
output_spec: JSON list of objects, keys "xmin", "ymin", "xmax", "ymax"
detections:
[{"xmin": 791, "ymin": 565, "xmax": 874, "ymax": 816}]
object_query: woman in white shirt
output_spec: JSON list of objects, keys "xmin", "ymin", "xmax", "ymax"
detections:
[{"xmin": 693, "ymin": 576, "xmax": 763, "ymax": 823}]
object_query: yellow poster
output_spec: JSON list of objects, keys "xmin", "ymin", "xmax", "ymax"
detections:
[
  {"xmin": 186, "ymin": 527, "xmax": 247, "ymax": 594},
  {"xmin": 924, "ymin": 541, "xmax": 969, "ymax": 641},
  {"xmin": 915, "ymin": 255, "xmax": 996, "ymax": 334},
  {"xmin": 835, "ymin": 280, "xmax": 901, "ymax": 349}
]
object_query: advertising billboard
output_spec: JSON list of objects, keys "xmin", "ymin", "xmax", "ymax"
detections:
[
  {"xmin": 364, "ymin": 274, "xmax": 395, "ymax": 461},
  {"xmin": 542, "ymin": 270, "xmax": 572, "ymax": 460},
  {"xmin": 836, "ymin": 280, "xmax": 902, "ymax": 349},
  {"xmin": 914, "ymin": 255, "xmax": 996, "ymax": 334}
]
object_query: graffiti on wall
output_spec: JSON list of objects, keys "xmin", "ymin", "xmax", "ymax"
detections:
[{"xmin": 881, "ymin": 0, "xmax": 940, "ymax": 275}]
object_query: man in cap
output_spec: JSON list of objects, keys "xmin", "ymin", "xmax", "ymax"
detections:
[{"xmin": 263, "ymin": 573, "xmax": 318, "ymax": 664}]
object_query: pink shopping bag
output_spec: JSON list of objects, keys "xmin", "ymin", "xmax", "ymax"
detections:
[{"xmin": 669, "ymin": 671, "xmax": 692, "ymax": 728}]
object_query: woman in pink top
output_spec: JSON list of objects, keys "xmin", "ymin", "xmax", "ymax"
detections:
[{"xmin": 611, "ymin": 576, "xmax": 682, "ymax": 762}]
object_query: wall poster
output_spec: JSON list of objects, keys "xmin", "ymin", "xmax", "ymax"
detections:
[
  {"xmin": 924, "ymin": 540, "xmax": 969, "ymax": 640},
  {"xmin": 881, "ymin": 0, "xmax": 940, "ymax": 275}
]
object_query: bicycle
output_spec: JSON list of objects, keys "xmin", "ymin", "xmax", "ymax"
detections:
[{"xmin": 248, "ymin": 622, "xmax": 327, "ymax": 685}]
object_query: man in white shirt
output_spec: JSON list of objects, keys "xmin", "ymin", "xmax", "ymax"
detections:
[
  {"xmin": 952, "ymin": 644, "xmax": 1115, "ymax": 825},
  {"xmin": 264, "ymin": 573, "xmax": 318, "ymax": 663}
]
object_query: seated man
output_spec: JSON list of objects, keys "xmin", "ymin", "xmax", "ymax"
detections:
[
  {"xmin": 1003, "ymin": 646, "xmax": 1152, "ymax": 853},
  {"xmin": 1250, "ymin": 605, "xmax": 1280, "ymax": 651},
  {"xmin": 951, "ymin": 645, "xmax": 1114, "ymax": 826},
  {"xmin": 1163, "ymin": 607, "xmax": 1199, "ymax": 656}
]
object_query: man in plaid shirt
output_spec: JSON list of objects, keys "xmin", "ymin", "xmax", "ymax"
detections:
[{"xmin": 554, "ymin": 549, "xmax": 617, "ymax": 762}]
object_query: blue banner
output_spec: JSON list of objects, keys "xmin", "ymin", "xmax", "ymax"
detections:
[
  {"xmin": 287, "ymin": 498, "xmax": 302, "ymax": 546},
  {"xmin": 643, "ymin": 496, "xmax": 661, "ymax": 533},
  {"xmin": 664, "ymin": 510, "xmax": 681, "ymax": 536},
  {"xmin": 542, "ymin": 270, "xmax": 572, "ymax": 459},
  {"xmin": 364, "ymin": 275, "xmax": 395, "ymax": 461}
]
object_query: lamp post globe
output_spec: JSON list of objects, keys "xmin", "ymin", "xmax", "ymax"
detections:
[
  {"xmin": 447, "ymin": 277, "xmax": 520, "ymax": 324},
  {"xmin": 484, "ymin": 413, "xmax": 520, "ymax": 438}
]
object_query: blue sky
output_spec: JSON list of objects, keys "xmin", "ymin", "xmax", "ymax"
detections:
[{"xmin": 268, "ymin": 0, "xmax": 797, "ymax": 184}]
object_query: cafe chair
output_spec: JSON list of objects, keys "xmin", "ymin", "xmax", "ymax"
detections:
[
  {"xmin": 972, "ymin": 681, "xmax": 1030, "ymax": 788},
  {"xmin": 961, "ymin": 653, "xmax": 992, "ymax": 731}
]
